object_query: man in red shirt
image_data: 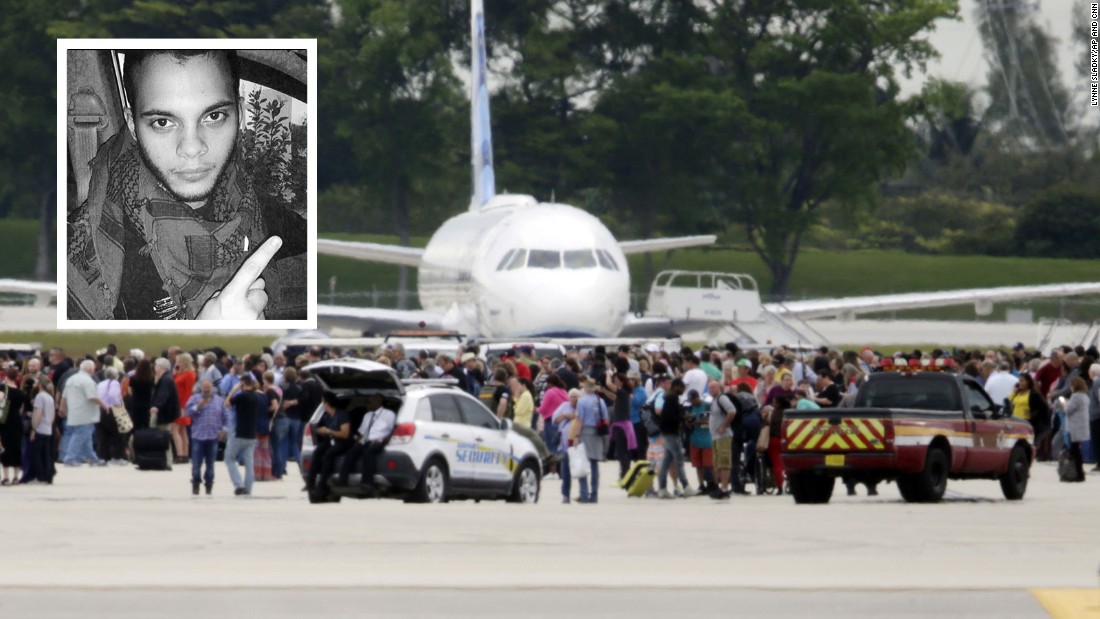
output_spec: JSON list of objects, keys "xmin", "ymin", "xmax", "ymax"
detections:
[
  {"xmin": 1034, "ymin": 349, "xmax": 1064, "ymax": 397},
  {"xmin": 727, "ymin": 359, "xmax": 757, "ymax": 392}
]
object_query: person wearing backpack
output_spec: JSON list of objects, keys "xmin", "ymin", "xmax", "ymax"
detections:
[
  {"xmin": 708, "ymin": 380, "xmax": 744, "ymax": 498},
  {"xmin": 640, "ymin": 374, "xmax": 667, "ymax": 440}
]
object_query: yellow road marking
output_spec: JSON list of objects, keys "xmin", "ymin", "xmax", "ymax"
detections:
[{"xmin": 1031, "ymin": 588, "xmax": 1100, "ymax": 618}]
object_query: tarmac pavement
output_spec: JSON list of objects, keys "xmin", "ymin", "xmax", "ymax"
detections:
[{"xmin": 0, "ymin": 459, "xmax": 1097, "ymax": 617}]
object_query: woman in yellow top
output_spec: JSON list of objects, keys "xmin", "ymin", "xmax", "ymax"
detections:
[
  {"xmin": 1008, "ymin": 373, "xmax": 1050, "ymax": 438},
  {"xmin": 511, "ymin": 377, "xmax": 536, "ymax": 430}
]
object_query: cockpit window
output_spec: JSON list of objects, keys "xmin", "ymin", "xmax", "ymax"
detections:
[
  {"xmin": 496, "ymin": 249, "xmax": 517, "ymax": 271},
  {"xmin": 527, "ymin": 250, "xmax": 561, "ymax": 269},
  {"xmin": 563, "ymin": 249, "xmax": 597, "ymax": 269},
  {"xmin": 596, "ymin": 249, "xmax": 619, "ymax": 271},
  {"xmin": 504, "ymin": 249, "xmax": 527, "ymax": 271}
]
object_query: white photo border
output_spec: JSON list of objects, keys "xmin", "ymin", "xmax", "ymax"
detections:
[{"xmin": 56, "ymin": 38, "xmax": 318, "ymax": 331}]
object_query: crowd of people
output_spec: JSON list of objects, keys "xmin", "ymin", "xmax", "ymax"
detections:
[
  {"xmin": 0, "ymin": 339, "xmax": 1094, "ymax": 499},
  {"xmin": 0, "ymin": 344, "xmax": 325, "ymax": 495}
]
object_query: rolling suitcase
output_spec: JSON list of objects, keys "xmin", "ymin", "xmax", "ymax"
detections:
[
  {"xmin": 133, "ymin": 428, "xmax": 171, "ymax": 471},
  {"xmin": 617, "ymin": 461, "xmax": 655, "ymax": 497}
]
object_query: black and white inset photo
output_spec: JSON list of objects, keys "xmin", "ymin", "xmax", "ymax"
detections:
[{"xmin": 58, "ymin": 39, "xmax": 317, "ymax": 330}]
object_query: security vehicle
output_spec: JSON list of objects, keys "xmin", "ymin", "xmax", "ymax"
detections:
[
  {"xmin": 301, "ymin": 358, "xmax": 542, "ymax": 504},
  {"xmin": 781, "ymin": 358, "xmax": 1034, "ymax": 504}
]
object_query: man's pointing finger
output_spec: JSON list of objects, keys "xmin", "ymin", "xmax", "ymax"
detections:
[{"xmin": 222, "ymin": 236, "xmax": 282, "ymax": 298}]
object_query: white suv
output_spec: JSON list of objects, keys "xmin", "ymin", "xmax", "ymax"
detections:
[{"xmin": 301, "ymin": 359, "xmax": 541, "ymax": 504}]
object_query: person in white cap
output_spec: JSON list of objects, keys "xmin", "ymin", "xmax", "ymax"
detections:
[{"xmin": 461, "ymin": 352, "xmax": 483, "ymax": 397}]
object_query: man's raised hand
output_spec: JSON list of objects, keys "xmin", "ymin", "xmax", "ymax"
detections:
[{"xmin": 197, "ymin": 236, "xmax": 282, "ymax": 320}]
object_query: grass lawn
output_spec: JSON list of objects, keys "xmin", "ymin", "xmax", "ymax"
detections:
[
  {"xmin": 315, "ymin": 233, "xmax": 1100, "ymax": 321},
  {"xmin": 6, "ymin": 219, "xmax": 1099, "ymax": 330}
]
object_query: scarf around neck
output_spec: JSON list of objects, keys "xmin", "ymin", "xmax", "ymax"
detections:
[{"xmin": 68, "ymin": 130, "xmax": 265, "ymax": 319}]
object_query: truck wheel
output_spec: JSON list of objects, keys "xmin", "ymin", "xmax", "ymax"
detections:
[
  {"xmin": 999, "ymin": 446, "xmax": 1030, "ymax": 501},
  {"xmin": 789, "ymin": 472, "xmax": 834, "ymax": 504},
  {"xmin": 911, "ymin": 447, "xmax": 949, "ymax": 503},
  {"xmin": 896, "ymin": 476, "xmax": 920, "ymax": 503}
]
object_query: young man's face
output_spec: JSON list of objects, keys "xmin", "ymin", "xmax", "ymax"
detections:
[{"xmin": 126, "ymin": 52, "xmax": 241, "ymax": 208}]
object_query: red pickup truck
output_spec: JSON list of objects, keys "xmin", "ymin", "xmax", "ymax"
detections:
[{"xmin": 781, "ymin": 368, "xmax": 1034, "ymax": 504}]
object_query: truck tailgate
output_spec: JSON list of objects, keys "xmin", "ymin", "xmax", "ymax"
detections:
[{"xmin": 783, "ymin": 409, "xmax": 894, "ymax": 453}]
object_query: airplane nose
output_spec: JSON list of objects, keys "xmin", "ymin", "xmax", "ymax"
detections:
[{"xmin": 498, "ymin": 272, "xmax": 625, "ymax": 337}]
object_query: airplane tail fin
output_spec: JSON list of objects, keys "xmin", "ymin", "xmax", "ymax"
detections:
[{"xmin": 470, "ymin": 0, "xmax": 496, "ymax": 211}]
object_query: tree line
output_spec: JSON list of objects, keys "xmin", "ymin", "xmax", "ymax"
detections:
[{"xmin": 4, "ymin": 0, "xmax": 1099, "ymax": 298}]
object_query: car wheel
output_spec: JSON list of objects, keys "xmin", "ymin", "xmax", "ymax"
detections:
[
  {"xmin": 413, "ymin": 459, "xmax": 449, "ymax": 504},
  {"xmin": 999, "ymin": 445, "xmax": 1030, "ymax": 500},
  {"xmin": 508, "ymin": 462, "xmax": 540, "ymax": 504},
  {"xmin": 910, "ymin": 447, "xmax": 949, "ymax": 503}
]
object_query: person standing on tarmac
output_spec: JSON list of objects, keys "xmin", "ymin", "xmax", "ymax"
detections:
[
  {"xmin": 656, "ymin": 377, "xmax": 689, "ymax": 499},
  {"xmin": 707, "ymin": 380, "xmax": 743, "ymax": 498},
  {"xmin": 184, "ymin": 379, "xmax": 227, "ymax": 495},
  {"xmin": 224, "ymin": 374, "xmax": 262, "ymax": 496}
]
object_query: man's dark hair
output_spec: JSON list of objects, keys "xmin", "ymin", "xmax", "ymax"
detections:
[
  {"xmin": 322, "ymin": 391, "xmax": 341, "ymax": 407},
  {"xmin": 122, "ymin": 49, "xmax": 240, "ymax": 110}
]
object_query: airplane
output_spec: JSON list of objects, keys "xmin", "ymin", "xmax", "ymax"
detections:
[
  {"xmin": 14, "ymin": 4, "xmax": 1100, "ymax": 338},
  {"xmin": 315, "ymin": 0, "xmax": 718, "ymax": 338},
  {"xmin": 310, "ymin": 0, "xmax": 1100, "ymax": 339}
]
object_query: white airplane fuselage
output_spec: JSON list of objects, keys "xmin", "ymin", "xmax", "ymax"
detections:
[{"xmin": 418, "ymin": 194, "xmax": 630, "ymax": 338}]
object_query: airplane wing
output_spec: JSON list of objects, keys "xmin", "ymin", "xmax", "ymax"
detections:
[
  {"xmin": 619, "ymin": 314, "xmax": 729, "ymax": 338},
  {"xmin": 316, "ymin": 304, "xmax": 443, "ymax": 335},
  {"xmin": 317, "ymin": 239, "xmax": 424, "ymax": 267},
  {"xmin": 766, "ymin": 282, "xmax": 1100, "ymax": 320},
  {"xmin": 0, "ymin": 279, "xmax": 57, "ymax": 307},
  {"xmin": 618, "ymin": 235, "xmax": 717, "ymax": 255}
]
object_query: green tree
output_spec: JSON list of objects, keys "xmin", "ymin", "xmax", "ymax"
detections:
[
  {"xmin": 484, "ymin": 0, "xmax": 614, "ymax": 203},
  {"xmin": 976, "ymin": 0, "xmax": 1073, "ymax": 149},
  {"xmin": 918, "ymin": 79, "xmax": 984, "ymax": 163},
  {"xmin": 0, "ymin": 1, "xmax": 69, "ymax": 279},
  {"xmin": 1015, "ymin": 185, "xmax": 1100, "ymax": 258},
  {"xmin": 49, "ymin": 0, "xmax": 329, "ymax": 39},
  {"xmin": 703, "ymin": 0, "xmax": 956, "ymax": 298},
  {"xmin": 322, "ymin": 0, "xmax": 466, "ymax": 307}
]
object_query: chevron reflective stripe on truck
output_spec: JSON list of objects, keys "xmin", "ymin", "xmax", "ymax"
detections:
[{"xmin": 785, "ymin": 418, "xmax": 888, "ymax": 451}]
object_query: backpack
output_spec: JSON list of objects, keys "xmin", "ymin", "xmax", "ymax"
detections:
[
  {"xmin": 717, "ymin": 392, "xmax": 743, "ymax": 428},
  {"xmin": 480, "ymin": 383, "xmax": 512, "ymax": 419},
  {"xmin": 641, "ymin": 391, "xmax": 661, "ymax": 437},
  {"xmin": 478, "ymin": 383, "xmax": 497, "ymax": 409}
]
